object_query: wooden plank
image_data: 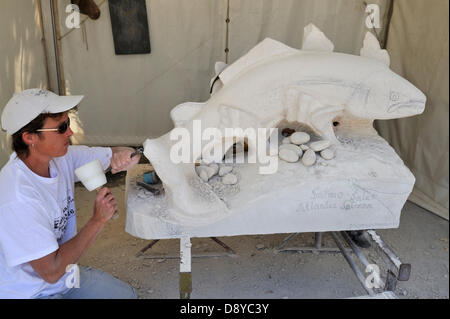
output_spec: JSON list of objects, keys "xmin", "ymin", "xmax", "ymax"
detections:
[
  {"xmin": 179, "ymin": 272, "xmax": 191, "ymax": 299},
  {"xmin": 180, "ymin": 236, "xmax": 192, "ymax": 299}
]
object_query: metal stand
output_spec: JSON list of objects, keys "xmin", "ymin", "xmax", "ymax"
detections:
[
  {"xmin": 136, "ymin": 240, "xmax": 160, "ymax": 257},
  {"xmin": 331, "ymin": 231, "xmax": 375, "ymax": 296},
  {"xmin": 136, "ymin": 237, "xmax": 236, "ymax": 258},
  {"xmin": 136, "ymin": 236, "xmax": 236, "ymax": 299},
  {"xmin": 276, "ymin": 230, "xmax": 411, "ymax": 297},
  {"xmin": 275, "ymin": 232, "xmax": 350, "ymax": 253},
  {"xmin": 138, "ymin": 230, "xmax": 409, "ymax": 298},
  {"xmin": 366, "ymin": 230, "xmax": 411, "ymax": 282}
]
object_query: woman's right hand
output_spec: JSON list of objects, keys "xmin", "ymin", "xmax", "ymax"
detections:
[{"xmin": 92, "ymin": 187, "xmax": 117, "ymax": 224}]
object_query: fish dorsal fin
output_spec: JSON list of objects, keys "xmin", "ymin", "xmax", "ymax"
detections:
[
  {"xmin": 219, "ymin": 38, "xmax": 298, "ymax": 85},
  {"xmin": 210, "ymin": 61, "xmax": 228, "ymax": 94},
  {"xmin": 215, "ymin": 61, "xmax": 228, "ymax": 75},
  {"xmin": 170, "ymin": 102, "xmax": 205, "ymax": 127},
  {"xmin": 301, "ymin": 23, "xmax": 334, "ymax": 52},
  {"xmin": 360, "ymin": 32, "xmax": 390, "ymax": 67}
]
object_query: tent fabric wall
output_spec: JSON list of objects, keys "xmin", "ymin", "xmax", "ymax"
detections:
[
  {"xmin": 44, "ymin": 0, "xmax": 389, "ymax": 147},
  {"xmin": 46, "ymin": 0, "xmax": 227, "ymax": 146},
  {"xmin": 375, "ymin": 0, "xmax": 449, "ymax": 219},
  {"xmin": 227, "ymin": 0, "xmax": 390, "ymax": 62},
  {"xmin": 1, "ymin": 0, "xmax": 390, "ymax": 157},
  {"xmin": 0, "ymin": 0, "xmax": 49, "ymax": 165}
]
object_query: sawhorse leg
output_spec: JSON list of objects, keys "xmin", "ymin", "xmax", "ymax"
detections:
[
  {"xmin": 136, "ymin": 237, "xmax": 236, "ymax": 258},
  {"xmin": 275, "ymin": 232, "xmax": 346, "ymax": 253},
  {"xmin": 136, "ymin": 240, "xmax": 160, "ymax": 257}
]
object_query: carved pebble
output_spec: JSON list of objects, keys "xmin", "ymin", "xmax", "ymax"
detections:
[
  {"xmin": 219, "ymin": 165, "xmax": 233, "ymax": 176},
  {"xmin": 300, "ymin": 144, "xmax": 309, "ymax": 151},
  {"xmin": 208, "ymin": 163, "xmax": 219, "ymax": 176},
  {"xmin": 195, "ymin": 165, "xmax": 204, "ymax": 174},
  {"xmin": 290, "ymin": 132, "xmax": 310, "ymax": 145},
  {"xmin": 207, "ymin": 167, "xmax": 218, "ymax": 178},
  {"xmin": 282, "ymin": 137, "xmax": 291, "ymax": 144},
  {"xmin": 320, "ymin": 148, "xmax": 335, "ymax": 160},
  {"xmin": 279, "ymin": 149, "xmax": 299, "ymax": 163},
  {"xmin": 279, "ymin": 144, "xmax": 303, "ymax": 156},
  {"xmin": 301, "ymin": 149, "xmax": 316, "ymax": 166},
  {"xmin": 196, "ymin": 165, "xmax": 215, "ymax": 181},
  {"xmin": 309, "ymin": 140, "xmax": 331, "ymax": 152},
  {"xmin": 199, "ymin": 169, "xmax": 209, "ymax": 182},
  {"xmin": 222, "ymin": 173, "xmax": 238, "ymax": 185}
]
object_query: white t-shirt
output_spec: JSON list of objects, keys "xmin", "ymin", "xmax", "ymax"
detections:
[{"xmin": 0, "ymin": 145, "xmax": 112, "ymax": 299}]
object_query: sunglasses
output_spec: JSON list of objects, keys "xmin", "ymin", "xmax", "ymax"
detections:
[{"xmin": 36, "ymin": 118, "xmax": 71, "ymax": 134}]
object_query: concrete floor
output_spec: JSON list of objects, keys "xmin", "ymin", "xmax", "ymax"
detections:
[{"xmin": 75, "ymin": 174, "xmax": 449, "ymax": 299}]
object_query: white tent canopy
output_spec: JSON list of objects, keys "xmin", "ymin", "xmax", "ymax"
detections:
[{"xmin": 0, "ymin": 0, "xmax": 448, "ymax": 219}]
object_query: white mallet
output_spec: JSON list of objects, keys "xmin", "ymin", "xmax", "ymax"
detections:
[{"xmin": 74, "ymin": 160, "xmax": 119, "ymax": 220}]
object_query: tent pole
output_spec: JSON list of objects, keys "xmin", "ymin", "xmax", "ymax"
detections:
[
  {"xmin": 37, "ymin": 0, "xmax": 50, "ymax": 90},
  {"xmin": 382, "ymin": 0, "xmax": 394, "ymax": 49},
  {"xmin": 50, "ymin": 0, "xmax": 65, "ymax": 95},
  {"xmin": 225, "ymin": 0, "xmax": 230, "ymax": 64}
]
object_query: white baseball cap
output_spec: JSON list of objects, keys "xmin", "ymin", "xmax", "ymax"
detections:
[{"xmin": 1, "ymin": 88, "xmax": 84, "ymax": 135}]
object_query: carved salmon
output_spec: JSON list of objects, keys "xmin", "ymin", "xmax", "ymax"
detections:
[{"xmin": 143, "ymin": 24, "xmax": 426, "ymax": 226}]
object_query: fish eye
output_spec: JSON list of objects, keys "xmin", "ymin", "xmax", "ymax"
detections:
[{"xmin": 390, "ymin": 91, "xmax": 400, "ymax": 101}]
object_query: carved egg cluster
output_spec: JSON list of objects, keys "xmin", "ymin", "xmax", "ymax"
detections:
[
  {"xmin": 196, "ymin": 163, "xmax": 237, "ymax": 185},
  {"xmin": 279, "ymin": 130, "xmax": 335, "ymax": 166}
]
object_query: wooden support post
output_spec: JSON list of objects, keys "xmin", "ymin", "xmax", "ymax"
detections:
[
  {"xmin": 50, "ymin": 0, "xmax": 66, "ymax": 95},
  {"xmin": 180, "ymin": 236, "xmax": 192, "ymax": 299},
  {"xmin": 315, "ymin": 232, "xmax": 323, "ymax": 249}
]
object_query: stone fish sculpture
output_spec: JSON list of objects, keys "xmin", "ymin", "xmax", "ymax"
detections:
[{"xmin": 143, "ymin": 24, "xmax": 426, "ymax": 227}]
